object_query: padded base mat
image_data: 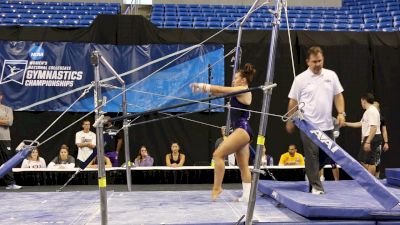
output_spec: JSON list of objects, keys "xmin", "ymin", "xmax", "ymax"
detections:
[
  {"xmin": 386, "ymin": 168, "xmax": 400, "ymax": 187},
  {"xmin": 259, "ymin": 180, "xmax": 400, "ymax": 219},
  {"xmin": 386, "ymin": 168, "xmax": 400, "ymax": 178}
]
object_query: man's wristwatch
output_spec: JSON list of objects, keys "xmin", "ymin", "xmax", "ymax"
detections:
[{"xmin": 338, "ymin": 112, "xmax": 346, "ymax": 117}]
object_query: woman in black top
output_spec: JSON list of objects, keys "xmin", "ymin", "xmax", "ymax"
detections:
[{"xmin": 165, "ymin": 142, "xmax": 185, "ymax": 167}]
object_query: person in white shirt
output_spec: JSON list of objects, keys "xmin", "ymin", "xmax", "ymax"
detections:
[
  {"xmin": 75, "ymin": 120, "xmax": 96, "ymax": 166},
  {"xmin": 21, "ymin": 148, "xmax": 46, "ymax": 168},
  {"xmin": 286, "ymin": 46, "xmax": 345, "ymax": 195},
  {"xmin": 372, "ymin": 101, "xmax": 389, "ymax": 178},
  {"xmin": 344, "ymin": 93, "xmax": 382, "ymax": 175}
]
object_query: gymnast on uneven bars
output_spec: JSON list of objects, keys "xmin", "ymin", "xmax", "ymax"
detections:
[{"xmin": 191, "ymin": 63, "xmax": 256, "ymax": 202}]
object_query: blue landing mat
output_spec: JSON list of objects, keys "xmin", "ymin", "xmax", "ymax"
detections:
[
  {"xmin": 259, "ymin": 180, "xmax": 400, "ymax": 220},
  {"xmin": 387, "ymin": 178, "xmax": 400, "ymax": 187},
  {"xmin": 386, "ymin": 168, "xmax": 400, "ymax": 186},
  {"xmin": 386, "ymin": 168, "xmax": 400, "ymax": 178}
]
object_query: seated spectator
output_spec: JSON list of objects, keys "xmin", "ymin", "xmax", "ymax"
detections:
[
  {"xmin": 278, "ymin": 144, "xmax": 304, "ymax": 166},
  {"xmin": 87, "ymin": 156, "xmax": 112, "ymax": 168},
  {"xmin": 48, "ymin": 144, "xmax": 76, "ymax": 169},
  {"xmin": 261, "ymin": 145, "xmax": 274, "ymax": 166},
  {"xmin": 21, "ymin": 148, "xmax": 46, "ymax": 168},
  {"xmin": 134, "ymin": 145, "xmax": 154, "ymax": 167},
  {"xmin": 165, "ymin": 142, "xmax": 185, "ymax": 167}
]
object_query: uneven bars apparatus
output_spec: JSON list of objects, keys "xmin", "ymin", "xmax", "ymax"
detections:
[
  {"xmin": 245, "ymin": 0, "xmax": 283, "ymax": 224},
  {"xmin": 91, "ymin": 51, "xmax": 108, "ymax": 225},
  {"xmin": 98, "ymin": 53, "xmax": 133, "ymax": 192}
]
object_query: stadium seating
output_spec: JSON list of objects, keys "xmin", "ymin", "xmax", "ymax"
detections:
[
  {"xmin": 1, "ymin": 0, "xmax": 398, "ymax": 31},
  {"xmin": 151, "ymin": 0, "xmax": 399, "ymax": 31},
  {"xmin": 0, "ymin": 0, "xmax": 120, "ymax": 27}
]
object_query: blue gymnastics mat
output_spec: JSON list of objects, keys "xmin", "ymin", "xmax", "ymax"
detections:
[
  {"xmin": 386, "ymin": 168, "xmax": 400, "ymax": 187},
  {"xmin": 386, "ymin": 168, "xmax": 400, "ymax": 178},
  {"xmin": 258, "ymin": 180, "xmax": 400, "ymax": 220}
]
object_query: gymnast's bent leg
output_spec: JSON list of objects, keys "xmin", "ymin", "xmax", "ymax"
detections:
[{"xmin": 212, "ymin": 128, "xmax": 250, "ymax": 201}]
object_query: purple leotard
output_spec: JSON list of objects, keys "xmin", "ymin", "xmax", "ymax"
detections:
[{"xmin": 230, "ymin": 96, "xmax": 253, "ymax": 140}]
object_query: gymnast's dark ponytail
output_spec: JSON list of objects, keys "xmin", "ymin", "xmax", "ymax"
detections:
[{"xmin": 238, "ymin": 63, "xmax": 256, "ymax": 85}]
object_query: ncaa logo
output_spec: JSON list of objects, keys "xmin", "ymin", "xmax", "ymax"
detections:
[
  {"xmin": 0, "ymin": 60, "xmax": 28, "ymax": 85},
  {"xmin": 29, "ymin": 45, "xmax": 44, "ymax": 60}
]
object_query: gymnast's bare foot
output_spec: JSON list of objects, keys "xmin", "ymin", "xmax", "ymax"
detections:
[{"xmin": 211, "ymin": 188, "xmax": 223, "ymax": 201}]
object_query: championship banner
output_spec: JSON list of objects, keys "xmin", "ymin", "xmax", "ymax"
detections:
[{"xmin": 0, "ymin": 41, "xmax": 224, "ymax": 112}]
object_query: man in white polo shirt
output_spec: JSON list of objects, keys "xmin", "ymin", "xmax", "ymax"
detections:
[
  {"xmin": 345, "ymin": 93, "xmax": 381, "ymax": 175},
  {"xmin": 286, "ymin": 46, "xmax": 346, "ymax": 195}
]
